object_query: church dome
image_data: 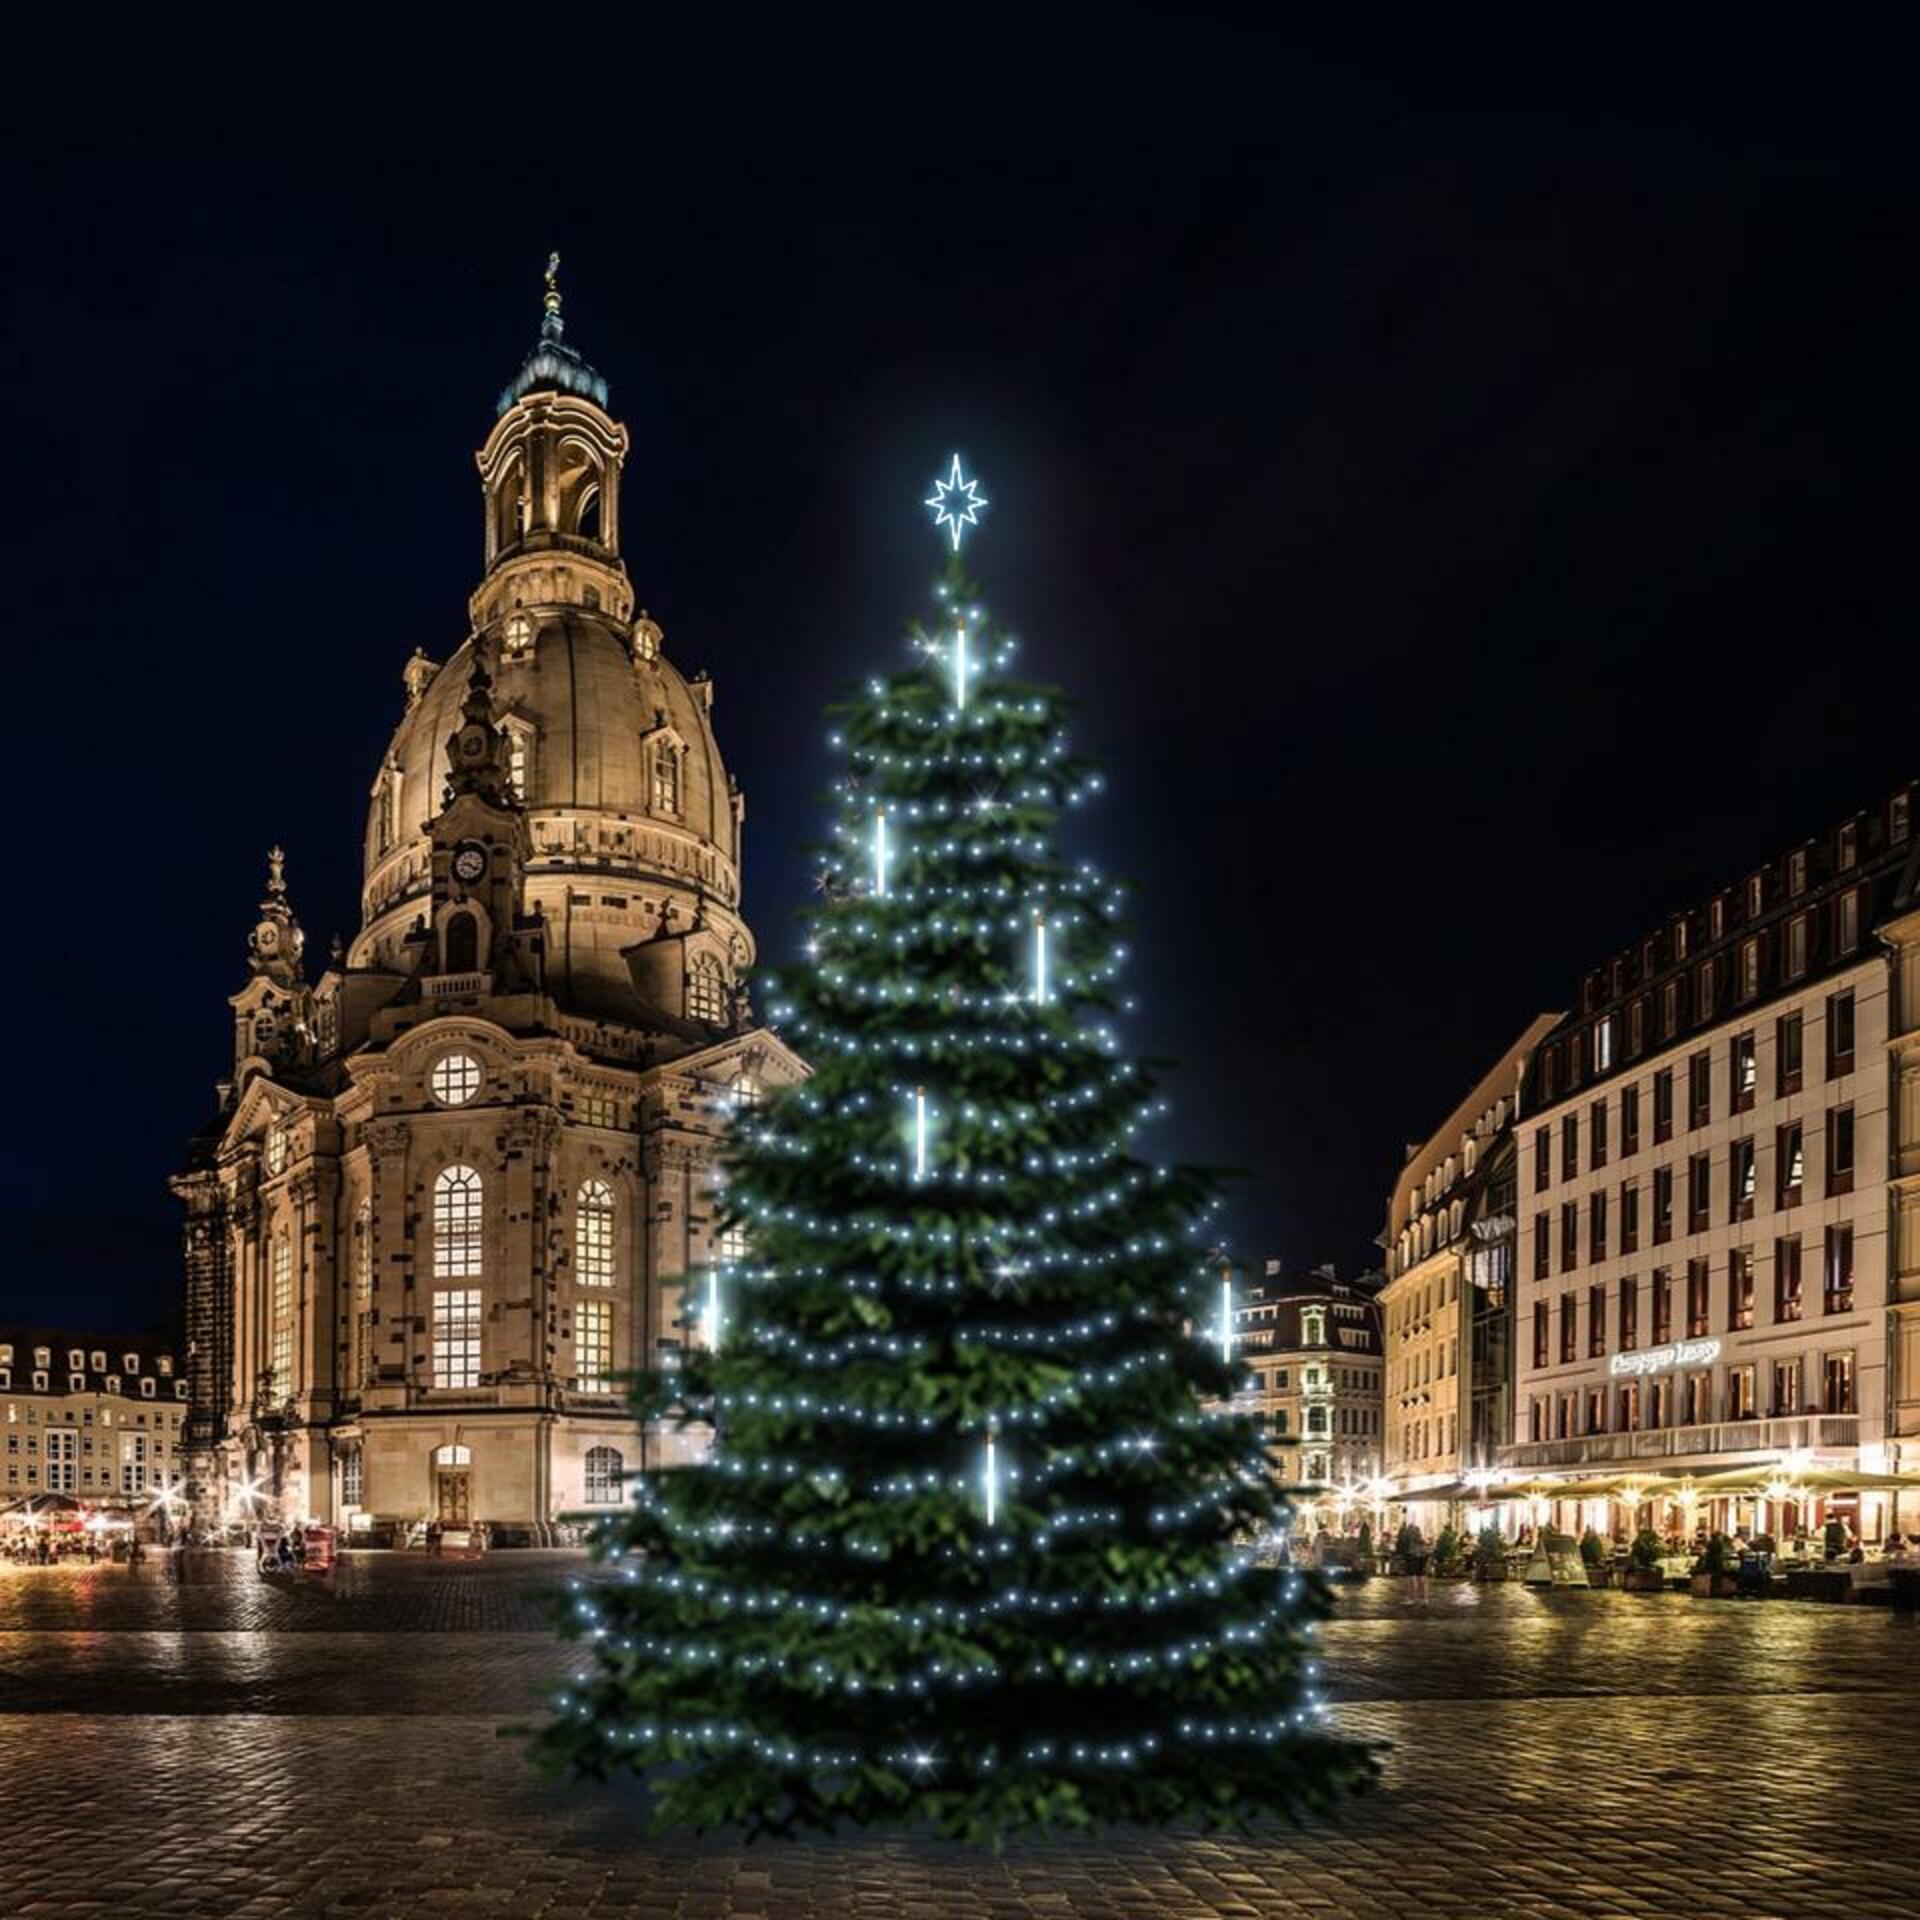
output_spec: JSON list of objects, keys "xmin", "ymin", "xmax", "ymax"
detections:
[{"xmin": 348, "ymin": 269, "xmax": 750, "ymax": 1024}]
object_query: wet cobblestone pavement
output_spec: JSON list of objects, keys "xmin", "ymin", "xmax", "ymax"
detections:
[{"xmin": 1, "ymin": 1551, "xmax": 1914, "ymax": 1917}]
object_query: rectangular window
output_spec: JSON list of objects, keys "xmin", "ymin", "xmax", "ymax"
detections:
[
  {"xmin": 1774, "ymin": 1237, "xmax": 1803, "ymax": 1323},
  {"xmin": 1561, "ymin": 1114, "xmax": 1580, "ymax": 1183},
  {"xmin": 1824, "ymin": 1227, "xmax": 1854, "ymax": 1314},
  {"xmin": 1588, "ymin": 1190, "xmax": 1608, "ymax": 1263},
  {"xmin": 1588, "ymin": 1284, "xmax": 1607, "ymax": 1358},
  {"xmin": 1590, "ymin": 1098, "xmax": 1609, "ymax": 1170},
  {"xmin": 1786, "ymin": 915, "xmax": 1809, "ymax": 978},
  {"xmin": 1534, "ymin": 1126, "xmax": 1551, "ymax": 1193},
  {"xmin": 1559, "ymin": 1292, "xmax": 1578, "ymax": 1365},
  {"xmin": 1660, "ymin": 980, "xmax": 1681, "ymax": 1040},
  {"xmin": 1653, "ymin": 1166, "xmax": 1674, "ymax": 1244},
  {"xmin": 576, "ymin": 1300, "xmax": 611, "ymax": 1392},
  {"xmin": 1585, "ymin": 1386, "xmax": 1608, "ymax": 1433},
  {"xmin": 1560, "ymin": 1202, "xmax": 1579, "ymax": 1274},
  {"xmin": 1826, "ymin": 1106, "xmax": 1855, "ymax": 1196},
  {"xmin": 1532, "ymin": 1300, "xmax": 1549, "ymax": 1370},
  {"xmin": 1688, "ymin": 1051, "xmax": 1712, "ymax": 1130},
  {"xmin": 269, "ymin": 1328, "xmax": 292, "ymax": 1403},
  {"xmin": 1697, "ymin": 961, "xmax": 1718, "ymax": 1023},
  {"xmin": 1827, "ymin": 991, "xmax": 1856, "ymax": 1078},
  {"xmin": 432, "ymin": 1288, "xmax": 482, "ymax": 1390},
  {"xmin": 1776, "ymin": 1122, "xmax": 1804, "ymax": 1210},
  {"xmin": 1618, "ymin": 1274, "xmax": 1638, "ymax": 1350},
  {"xmin": 1620, "ymin": 1084, "xmax": 1640, "ymax": 1157},
  {"xmin": 1824, "ymin": 1350, "xmax": 1856, "ymax": 1414},
  {"xmin": 1727, "ymin": 1248, "xmax": 1754, "ymax": 1331},
  {"xmin": 1628, "ymin": 999, "xmax": 1646, "ymax": 1057},
  {"xmin": 1737, "ymin": 938, "xmax": 1761, "ymax": 1001},
  {"xmin": 1533, "ymin": 1213, "xmax": 1550, "ymax": 1282},
  {"xmin": 1729, "ymin": 1137, "xmax": 1756, "ymax": 1222},
  {"xmin": 1593, "ymin": 1017, "xmax": 1616, "ymax": 1074},
  {"xmin": 44, "ymin": 1428, "xmax": 76, "ymax": 1494},
  {"xmin": 1653, "ymin": 1069, "xmax": 1674, "ymax": 1144},
  {"xmin": 1772, "ymin": 1358, "xmax": 1801, "ymax": 1417},
  {"xmin": 1727, "ymin": 1364, "xmax": 1757, "ymax": 1420},
  {"xmin": 1687, "ymin": 1153, "xmax": 1711, "ymax": 1234},
  {"xmin": 1837, "ymin": 890, "xmax": 1861, "ymax": 954},
  {"xmin": 1620, "ymin": 1180, "xmax": 1640, "ymax": 1254},
  {"xmin": 121, "ymin": 1433, "xmax": 148, "ymax": 1497},
  {"xmin": 1684, "ymin": 1369, "xmax": 1712, "ymax": 1426},
  {"xmin": 342, "ymin": 1451, "xmax": 363, "ymax": 1509},
  {"xmin": 1529, "ymin": 1398, "xmax": 1546, "ymax": 1444},
  {"xmin": 1686, "ymin": 1259, "xmax": 1711, "ymax": 1339},
  {"xmin": 1732, "ymin": 1031, "xmax": 1757, "ymax": 1112}
]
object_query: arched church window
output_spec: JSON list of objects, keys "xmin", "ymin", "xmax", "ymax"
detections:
[
  {"xmin": 576, "ymin": 1180, "xmax": 615, "ymax": 1287},
  {"xmin": 502, "ymin": 612, "xmax": 533, "ymax": 659},
  {"xmin": 729, "ymin": 1070, "xmax": 763, "ymax": 1111},
  {"xmin": 576, "ymin": 485, "xmax": 601, "ymax": 542},
  {"xmin": 375, "ymin": 775, "xmax": 395, "ymax": 856},
  {"xmin": 265, "ymin": 1125, "xmax": 287, "ymax": 1176},
  {"xmin": 651, "ymin": 741, "xmax": 682, "ymax": 816},
  {"xmin": 584, "ymin": 1445, "xmax": 622, "ymax": 1504},
  {"xmin": 433, "ymin": 1166, "xmax": 483, "ymax": 1281},
  {"xmin": 433, "ymin": 1442, "xmax": 471, "ymax": 1467},
  {"xmin": 506, "ymin": 726, "xmax": 532, "ymax": 801},
  {"xmin": 444, "ymin": 910, "xmax": 479, "ymax": 975},
  {"xmin": 687, "ymin": 955, "xmax": 726, "ymax": 1025}
]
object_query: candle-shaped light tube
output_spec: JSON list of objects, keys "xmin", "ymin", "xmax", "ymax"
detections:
[
  {"xmin": 913, "ymin": 1086, "xmax": 929, "ymax": 1182},
  {"xmin": 1032, "ymin": 913, "xmax": 1050, "ymax": 1006},
  {"xmin": 984, "ymin": 1424, "xmax": 999, "ymax": 1527},
  {"xmin": 873, "ymin": 807, "xmax": 890, "ymax": 897},
  {"xmin": 1220, "ymin": 1271, "xmax": 1234, "ymax": 1365},
  {"xmin": 705, "ymin": 1269, "xmax": 723, "ymax": 1352},
  {"xmin": 954, "ymin": 619, "xmax": 970, "ymax": 711}
]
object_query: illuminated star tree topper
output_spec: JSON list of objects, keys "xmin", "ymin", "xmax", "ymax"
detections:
[{"xmin": 924, "ymin": 452, "xmax": 989, "ymax": 552}]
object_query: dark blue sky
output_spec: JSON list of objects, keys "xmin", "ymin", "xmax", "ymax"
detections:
[{"xmin": 3, "ymin": 29, "xmax": 1918, "ymax": 1331}]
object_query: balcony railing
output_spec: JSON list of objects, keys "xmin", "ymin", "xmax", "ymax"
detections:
[
  {"xmin": 1505, "ymin": 1415, "xmax": 1860, "ymax": 1471},
  {"xmin": 425, "ymin": 971, "xmax": 493, "ymax": 1000}
]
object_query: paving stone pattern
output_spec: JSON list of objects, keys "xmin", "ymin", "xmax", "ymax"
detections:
[{"xmin": 0, "ymin": 1552, "xmax": 1913, "ymax": 1918}]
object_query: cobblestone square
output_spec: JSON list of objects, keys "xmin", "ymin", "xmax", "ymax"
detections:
[{"xmin": 0, "ymin": 1551, "xmax": 1912, "ymax": 1918}]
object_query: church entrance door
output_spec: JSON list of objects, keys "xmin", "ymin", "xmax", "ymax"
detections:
[{"xmin": 436, "ymin": 1470, "xmax": 471, "ymax": 1525}]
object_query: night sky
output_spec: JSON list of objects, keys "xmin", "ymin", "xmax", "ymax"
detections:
[{"xmin": 4, "ymin": 37, "xmax": 1918, "ymax": 1332}]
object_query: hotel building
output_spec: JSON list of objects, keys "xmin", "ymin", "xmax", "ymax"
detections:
[{"xmin": 1509, "ymin": 781, "xmax": 1919, "ymax": 1514}]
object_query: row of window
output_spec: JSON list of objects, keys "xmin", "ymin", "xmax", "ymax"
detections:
[
  {"xmin": 0, "ymin": 1369, "xmax": 181, "ymax": 1398},
  {"xmin": 1530, "ymin": 1232, "xmax": 1856, "ymax": 1368},
  {"xmin": 0, "ymin": 1345, "xmax": 172, "ymax": 1377},
  {"xmin": 1537, "ymin": 996, "xmax": 1856, "ymax": 1195},
  {"xmin": 1528, "ymin": 1349, "xmax": 1858, "ymax": 1440},
  {"xmin": 1393, "ymin": 1410, "xmax": 1458, "ymax": 1466},
  {"xmin": 426, "ymin": 1288, "xmax": 617, "ymax": 1394},
  {"xmin": 1532, "ymin": 1108, "xmax": 1857, "ymax": 1278},
  {"xmin": 1391, "ymin": 1335, "xmax": 1460, "ymax": 1396}
]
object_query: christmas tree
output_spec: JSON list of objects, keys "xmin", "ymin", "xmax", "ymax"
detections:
[{"xmin": 534, "ymin": 460, "xmax": 1374, "ymax": 1837}]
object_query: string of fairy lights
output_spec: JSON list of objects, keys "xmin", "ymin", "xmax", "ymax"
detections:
[{"xmin": 551, "ymin": 454, "xmax": 1324, "ymax": 1783}]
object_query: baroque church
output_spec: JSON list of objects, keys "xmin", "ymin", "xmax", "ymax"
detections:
[{"xmin": 173, "ymin": 268, "xmax": 800, "ymax": 1540}]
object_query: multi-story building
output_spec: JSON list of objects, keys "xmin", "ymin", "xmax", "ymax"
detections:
[
  {"xmin": 0, "ymin": 1328, "xmax": 189, "ymax": 1520},
  {"xmin": 1233, "ymin": 1263, "xmax": 1384, "ymax": 1488},
  {"xmin": 174, "ymin": 268, "xmax": 801, "ymax": 1540},
  {"xmin": 1509, "ymin": 780, "xmax": 1918, "ymax": 1533},
  {"xmin": 1380, "ymin": 1017, "xmax": 1557, "ymax": 1511}
]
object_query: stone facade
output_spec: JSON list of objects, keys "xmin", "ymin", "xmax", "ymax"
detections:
[
  {"xmin": 175, "ymin": 282, "xmax": 800, "ymax": 1540},
  {"xmin": 1506, "ymin": 783, "xmax": 1918, "ymax": 1526},
  {"xmin": 1231, "ymin": 1264, "xmax": 1384, "ymax": 1489},
  {"xmin": 1379, "ymin": 1017, "xmax": 1556, "ymax": 1508}
]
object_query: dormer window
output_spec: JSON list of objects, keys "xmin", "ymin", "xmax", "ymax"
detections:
[
  {"xmin": 33, "ymin": 1348, "xmax": 49, "ymax": 1370},
  {"xmin": 1673, "ymin": 919, "xmax": 1689, "ymax": 962},
  {"xmin": 69, "ymin": 1373, "xmax": 85, "ymax": 1393},
  {"xmin": 1788, "ymin": 848, "xmax": 1809, "ymax": 895},
  {"xmin": 1746, "ymin": 873, "xmax": 1765, "ymax": 917},
  {"xmin": 688, "ymin": 955, "xmax": 727, "ymax": 1025},
  {"xmin": 1894, "ymin": 792, "xmax": 1912, "ymax": 843},
  {"xmin": 1838, "ymin": 820, "xmax": 1859, "ymax": 871},
  {"xmin": 1709, "ymin": 896, "xmax": 1726, "ymax": 941},
  {"xmin": 70, "ymin": 1350, "xmax": 85, "ymax": 1372},
  {"xmin": 123, "ymin": 1354, "xmax": 140, "ymax": 1375}
]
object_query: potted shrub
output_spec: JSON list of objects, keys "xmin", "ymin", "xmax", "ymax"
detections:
[
  {"xmin": 1393, "ymin": 1520, "xmax": 1422, "ymax": 1576},
  {"xmin": 1622, "ymin": 1527, "xmax": 1666, "ymax": 1592},
  {"xmin": 1691, "ymin": 1531, "xmax": 1739, "ymax": 1598},
  {"xmin": 1433, "ymin": 1523, "xmax": 1462, "ymax": 1577},
  {"xmin": 1473, "ymin": 1523, "xmax": 1509, "ymax": 1582},
  {"xmin": 1579, "ymin": 1529, "xmax": 1612, "ymax": 1588}
]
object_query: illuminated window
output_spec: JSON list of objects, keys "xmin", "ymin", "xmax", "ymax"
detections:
[
  {"xmin": 578, "ymin": 1091, "xmax": 619, "ymax": 1129},
  {"xmin": 651, "ymin": 741, "xmax": 682, "ymax": 815},
  {"xmin": 266, "ymin": 1125, "xmax": 287, "ymax": 1176},
  {"xmin": 376, "ymin": 775, "xmax": 395, "ymax": 855},
  {"xmin": 44, "ymin": 1429, "xmax": 76, "ymax": 1494},
  {"xmin": 506, "ymin": 727, "xmax": 531, "ymax": 800},
  {"xmin": 576, "ymin": 1180, "xmax": 615, "ymax": 1286},
  {"xmin": 121, "ymin": 1433, "xmax": 148, "ymax": 1496},
  {"xmin": 272, "ymin": 1235, "xmax": 292, "ymax": 1323},
  {"xmin": 576, "ymin": 1300, "xmax": 611, "ymax": 1391},
  {"xmin": 269, "ymin": 1329, "xmax": 291, "ymax": 1403},
  {"xmin": 718, "ymin": 1214, "xmax": 749, "ymax": 1263},
  {"xmin": 433, "ymin": 1166, "xmax": 483, "ymax": 1280},
  {"xmin": 342, "ymin": 1451, "xmax": 363, "ymax": 1509},
  {"xmin": 584, "ymin": 1444, "xmax": 622, "ymax": 1504},
  {"xmin": 432, "ymin": 1289, "xmax": 481, "ymax": 1389},
  {"xmin": 687, "ymin": 956, "xmax": 726, "ymax": 1024},
  {"xmin": 503, "ymin": 612, "xmax": 534, "ymax": 658},
  {"xmin": 730, "ymin": 1070, "xmax": 763, "ymax": 1110},
  {"xmin": 430, "ymin": 1052, "xmax": 482, "ymax": 1107}
]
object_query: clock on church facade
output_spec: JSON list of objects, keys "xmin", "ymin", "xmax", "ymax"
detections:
[{"xmin": 172, "ymin": 267, "xmax": 801, "ymax": 1540}]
